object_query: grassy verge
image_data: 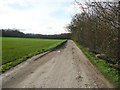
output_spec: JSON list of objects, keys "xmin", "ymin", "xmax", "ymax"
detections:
[
  {"xmin": 1, "ymin": 37, "xmax": 67, "ymax": 72},
  {"xmin": 74, "ymin": 41, "xmax": 119, "ymax": 88}
]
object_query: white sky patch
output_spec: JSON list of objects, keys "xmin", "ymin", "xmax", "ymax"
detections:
[{"xmin": 0, "ymin": 0, "xmax": 80, "ymax": 34}]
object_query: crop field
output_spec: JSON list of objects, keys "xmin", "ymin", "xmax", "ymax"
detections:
[{"xmin": 1, "ymin": 37, "xmax": 66, "ymax": 72}]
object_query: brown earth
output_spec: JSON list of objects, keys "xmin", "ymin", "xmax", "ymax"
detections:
[{"xmin": 2, "ymin": 40, "xmax": 114, "ymax": 88}]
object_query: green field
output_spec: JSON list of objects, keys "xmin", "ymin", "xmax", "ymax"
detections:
[{"xmin": 1, "ymin": 37, "xmax": 66, "ymax": 72}]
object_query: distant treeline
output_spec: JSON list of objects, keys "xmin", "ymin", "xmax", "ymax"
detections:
[{"xmin": 1, "ymin": 29, "xmax": 71, "ymax": 39}]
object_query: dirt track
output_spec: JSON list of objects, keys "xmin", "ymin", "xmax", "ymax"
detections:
[{"xmin": 2, "ymin": 40, "xmax": 113, "ymax": 88}]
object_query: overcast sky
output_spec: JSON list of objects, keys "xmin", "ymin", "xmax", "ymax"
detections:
[
  {"xmin": 0, "ymin": 0, "xmax": 82, "ymax": 34},
  {"xmin": 0, "ymin": 0, "xmax": 117, "ymax": 34}
]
